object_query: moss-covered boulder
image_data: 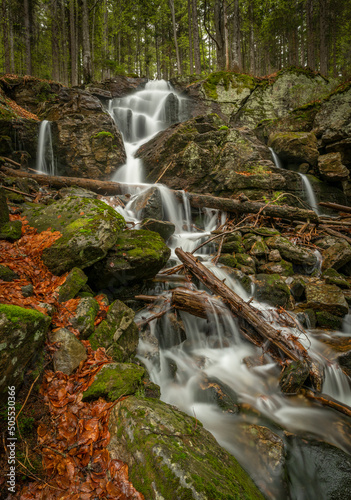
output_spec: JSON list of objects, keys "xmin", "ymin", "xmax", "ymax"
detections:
[
  {"xmin": 48, "ymin": 327, "xmax": 87, "ymax": 375},
  {"xmin": 258, "ymin": 259, "xmax": 294, "ymax": 277},
  {"xmin": 108, "ymin": 396, "xmax": 265, "ymax": 500},
  {"xmin": 0, "ymin": 304, "xmax": 51, "ymax": 401},
  {"xmin": 317, "ymin": 152, "xmax": 349, "ymax": 182},
  {"xmin": 129, "ymin": 186, "xmax": 163, "ymax": 220},
  {"xmin": 88, "ymin": 300, "xmax": 139, "ymax": 362},
  {"xmin": 0, "ymin": 264, "xmax": 19, "ymax": 282},
  {"xmin": 0, "ymin": 187, "xmax": 9, "ymax": 226},
  {"xmin": 321, "ymin": 240, "xmax": 351, "ymax": 272},
  {"xmin": 322, "ymin": 268, "xmax": 351, "ymax": 289},
  {"xmin": 83, "ymin": 362, "xmax": 145, "ymax": 401},
  {"xmin": 304, "ymin": 283, "xmax": 349, "ymax": 316},
  {"xmin": 24, "ymin": 196, "xmax": 125, "ymax": 275},
  {"xmin": 279, "ymin": 360, "xmax": 309, "ymax": 394},
  {"xmin": 254, "ymin": 274, "xmax": 291, "ymax": 308},
  {"xmin": 268, "ymin": 131, "xmax": 319, "ymax": 167},
  {"xmin": 315, "ymin": 311, "xmax": 343, "ymax": 330},
  {"xmin": 87, "ymin": 229, "xmax": 170, "ymax": 294},
  {"xmin": 58, "ymin": 267, "xmax": 88, "ymax": 302},
  {"xmin": 140, "ymin": 218, "xmax": 175, "ymax": 241},
  {"xmin": 265, "ymin": 235, "xmax": 317, "ymax": 268},
  {"xmin": 71, "ymin": 297, "xmax": 100, "ymax": 339}
]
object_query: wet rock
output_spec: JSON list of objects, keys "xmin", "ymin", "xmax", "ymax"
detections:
[
  {"xmin": 254, "ymin": 274, "xmax": 291, "ymax": 308},
  {"xmin": 88, "ymin": 300, "xmax": 139, "ymax": 362},
  {"xmin": 24, "ymin": 196, "xmax": 125, "ymax": 275},
  {"xmin": 337, "ymin": 351, "xmax": 351, "ymax": 376},
  {"xmin": 258, "ymin": 259, "xmax": 294, "ymax": 277},
  {"xmin": 0, "ymin": 187, "xmax": 10, "ymax": 225},
  {"xmin": 322, "ymin": 268, "xmax": 351, "ymax": 289},
  {"xmin": 49, "ymin": 328, "xmax": 87, "ymax": 375},
  {"xmin": 0, "ymin": 304, "xmax": 51, "ymax": 401},
  {"xmin": 289, "ymin": 277, "xmax": 307, "ymax": 301},
  {"xmin": 321, "ymin": 239, "xmax": 351, "ymax": 272},
  {"xmin": 59, "ymin": 186, "xmax": 98, "ymax": 199},
  {"xmin": 164, "ymin": 92, "xmax": 180, "ymax": 125},
  {"xmin": 286, "ymin": 435, "xmax": 351, "ymax": 500},
  {"xmin": 315, "ymin": 311, "xmax": 343, "ymax": 330},
  {"xmin": 279, "ymin": 360, "xmax": 310, "ymax": 394},
  {"xmin": 197, "ymin": 375, "xmax": 240, "ymax": 414},
  {"xmin": 58, "ymin": 267, "xmax": 88, "ymax": 302},
  {"xmin": 218, "ymin": 254, "xmax": 237, "ymax": 268},
  {"xmin": 268, "ymin": 131, "xmax": 319, "ymax": 167},
  {"xmin": 220, "ymin": 232, "xmax": 244, "ymax": 253},
  {"xmin": 265, "ymin": 235, "xmax": 317, "ymax": 267},
  {"xmin": 304, "ymin": 283, "xmax": 349, "ymax": 316},
  {"xmin": 236, "ymin": 253, "xmax": 256, "ymax": 271},
  {"xmin": 83, "ymin": 362, "xmax": 145, "ymax": 401},
  {"xmin": 71, "ymin": 297, "xmax": 100, "ymax": 339},
  {"xmin": 129, "ymin": 186, "xmax": 163, "ymax": 220},
  {"xmin": 140, "ymin": 218, "xmax": 175, "ymax": 241},
  {"xmin": 0, "ymin": 264, "xmax": 19, "ymax": 282},
  {"xmin": 87, "ymin": 229, "xmax": 170, "ymax": 295},
  {"xmin": 317, "ymin": 152, "xmax": 349, "ymax": 182},
  {"xmin": 40, "ymin": 88, "xmax": 126, "ymax": 179},
  {"xmin": 108, "ymin": 396, "xmax": 265, "ymax": 500}
]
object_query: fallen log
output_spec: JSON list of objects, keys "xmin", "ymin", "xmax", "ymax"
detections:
[
  {"xmin": 303, "ymin": 389, "xmax": 351, "ymax": 418},
  {"xmin": 319, "ymin": 201, "xmax": 351, "ymax": 214},
  {"xmin": 175, "ymin": 248, "xmax": 309, "ymax": 364},
  {"xmin": 170, "ymin": 288, "xmax": 227, "ymax": 319},
  {"xmin": 1, "ymin": 166, "xmax": 320, "ymax": 223}
]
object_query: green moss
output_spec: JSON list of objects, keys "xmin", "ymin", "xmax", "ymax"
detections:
[
  {"xmin": 0, "ymin": 220, "xmax": 22, "ymax": 241},
  {"xmin": 203, "ymin": 71, "xmax": 256, "ymax": 100},
  {"xmin": 92, "ymin": 130, "xmax": 114, "ymax": 139},
  {"xmin": 316, "ymin": 311, "xmax": 343, "ymax": 330},
  {"xmin": 0, "ymin": 303, "xmax": 49, "ymax": 324}
]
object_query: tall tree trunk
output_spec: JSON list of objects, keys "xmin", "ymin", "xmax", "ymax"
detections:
[
  {"xmin": 319, "ymin": 0, "xmax": 329, "ymax": 75},
  {"xmin": 103, "ymin": 0, "xmax": 109, "ymax": 79},
  {"xmin": 81, "ymin": 0, "xmax": 92, "ymax": 83},
  {"xmin": 69, "ymin": 0, "xmax": 78, "ymax": 85},
  {"xmin": 61, "ymin": 0, "xmax": 68, "ymax": 84},
  {"xmin": 188, "ymin": 0, "xmax": 193, "ymax": 73},
  {"xmin": 168, "ymin": 0, "xmax": 182, "ymax": 74},
  {"xmin": 155, "ymin": 28, "xmax": 161, "ymax": 79},
  {"xmin": 232, "ymin": 0, "xmax": 241, "ymax": 71},
  {"xmin": 306, "ymin": 0, "xmax": 315, "ymax": 69},
  {"xmin": 51, "ymin": 0, "xmax": 60, "ymax": 81},
  {"xmin": 249, "ymin": 3, "xmax": 255, "ymax": 75},
  {"xmin": 214, "ymin": 0, "xmax": 225, "ymax": 69},
  {"xmin": 23, "ymin": 0, "xmax": 32, "ymax": 75},
  {"xmin": 1, "ymin": 0, "xmax": 11, "ymax": 73},
  {"xmin": 192, "ymin": 0, "xmax": 201, "ymax": 73}
]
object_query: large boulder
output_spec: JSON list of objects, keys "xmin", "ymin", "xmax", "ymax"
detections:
[
  {"xmin": 321, "ymin": 239, "xmax": 351, "ymax": 272},
  {"xmin": 108, "ymin": 396, "xmax": 265, "ymax": 500},
  {"xmin": 40, "ymin": 88, "xmax": 126, "ymax": 179},
  {"xmin": 268, "ymin": 131, "xmax": 319, "ymax": 167},
  {"xmin": 24, "ymin": 196, "xmax": 125, "ymax": 275},
  {"xmin": 265, "ymin": 235, "xmax": 317, "ymax": 268},
  {"xmin": 0, "ymin": 304, "xmax": 51, "ymax": 401},
  {"xmin": 304, "ymin": 283, "xmax": 349, "ymax": 316},
  {"xmin": 87, "ymin": 229, "xmax": 170, "ymax": 294},
  {"xmin": 317, "ymin": 152, "xmax": 349, "ymax": 182}
]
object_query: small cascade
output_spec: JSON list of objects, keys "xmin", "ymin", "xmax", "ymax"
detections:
[
  {"xmin": 36, "ymin": 120, "xmax": 56, "ymax": 176},
  {"xmin": 299, "ymin": 173, "xmax": 320, "ymax": 214},
  {"xmin": 269, "ymin": 147, "xmax": 284, "ymax": 169}
]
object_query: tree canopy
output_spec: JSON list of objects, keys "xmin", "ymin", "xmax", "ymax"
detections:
[{"xmin": 1, "ymin": 0, "xmax": 351, "ymax": 84}]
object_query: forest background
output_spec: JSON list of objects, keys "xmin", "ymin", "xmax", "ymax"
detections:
[{"xmin": 1, "ymin": 0, "xmax": 351, "ymax": 86}]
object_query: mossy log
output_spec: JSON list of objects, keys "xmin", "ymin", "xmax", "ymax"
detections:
[{"xmin": 1, "ymin": 166, "xmax": 319, "ymax": 223}]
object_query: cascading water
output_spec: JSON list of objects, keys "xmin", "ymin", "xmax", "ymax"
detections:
[
  {"xmin": 36, "ymin": 120, "xmax": 56, "ymax": 176},
  {"xmin": 269, "ymin": 148, "xmax": 320, "ymax": 214},
  {"xmin": 106, "ymin": 83, "xmax": 351, "ymax": 499}
]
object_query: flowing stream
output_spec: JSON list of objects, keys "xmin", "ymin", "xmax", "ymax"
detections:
[{"xmin": 106, "ymin": 83, "xmax": 351, "ymax": 498}]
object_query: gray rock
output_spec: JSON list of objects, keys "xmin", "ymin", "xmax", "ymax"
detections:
[
  {"xmin": 321, "ymin": 240, "xmax": 351, "ymax": 272},
  {"xmin": 58, "ymin": 267, "xmax": 88, "ymax": 302},
  {"xmin": 0, "ymin": 264, "xmax": 19, "ymax": 282},
  {"xmin": 268, "ymin": 131, "xmax": 319, "ymax": 166},
  {"xmin": 254, "ymin": 274, "xmax": 291, "ymax": 308},
  {"xmin": 108, "ymin": 396, "xmax": 265, "ymax": 500},
  {"xmin": 304, "ymin": 283, "xmax": 349, "ymax": 316},
  {"xmin": 140, "ymin": 218, "xmax": 175, "ymax": 241},
  {"xmin": 21, "ymin": 284, "xmax": 34, "ymax": 297},
  {"xmin": 129, "ymin": 186, "xmax": 163, "ymax": 220},
  {"xmin": 71, "ymin": 297, "xmax": 99, "ymax": 338},
  {"xmin": 318, "ymin": 152, "xmax": 349, "ymax": 182},
  {"xmin": 266, "ymin": 235, "xmax": 317, "ymax": 267},
  {"xmin": 49, "ymin": 328, "xmax": 87, "ymax": 375}
]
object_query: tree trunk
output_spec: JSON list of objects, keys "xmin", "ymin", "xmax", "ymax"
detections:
[
  {"xmin": 214, "ymin": 0, "xmax": 225, "ymax": 69},
  {"xmin": 23, "ymin": 0, "xmax": 32, "ymax": 75},
  {"xmin": 69, "ymin": 0, "xmax": 77, "ymax": 85},
  {"xmin": 249, "ymin": 3, "xmax": 255, "ymax": 75},
  {"xmin": 81, "ymin": 0, "xmax": 92, "ymax": 83},
  {"xmin": 319, "ymin": 0, "xmax": 329, "ymax": 75},
  {"xmin": 188, "ymin": 0, "xmax": 193, "ymax": 73},
  {"xmin": 232, "ymin": 0, "xmax": 241, "ymax": 71},
  {"xmin": 168, "ymin": 0, "xmax": 182, "ymax": 75},
  {"xmin": 1, "ymin": 0, "xmax": 11, "ymax": 73},
  {"xmin": 192, "ymin": 0, "xmax": 201, "ymax": 73},
  {"xmin": 51, "ymin": 0, "xmax": 60, "ymax": 81},
  {"xmin": 306, "ymin": 0, "xmax": 315, "ymax": 69}
]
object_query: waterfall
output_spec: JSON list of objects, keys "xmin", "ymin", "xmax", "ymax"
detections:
[
  {"xmin": 104, "ymin": 82, "xmax": 351, "ymax": 498},
  {"xmin": 269, "ymin": 147, "xmax": 284, "ymax": 169},
  {"xmin": 36, "ymin": 120, "xmax": 56, "ymax": 176}
]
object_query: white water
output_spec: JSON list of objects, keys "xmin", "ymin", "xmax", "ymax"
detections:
[
  {"xmin": 106, "ymin": 83, "xmax": 351, "ymax": 499},
  {"xmin": 36, "ymin": 120, "xmax": 56, "ymax": 176},
  {"xmin": 269, "ymin": 148, "xmax": 320, "ymax": 214}
]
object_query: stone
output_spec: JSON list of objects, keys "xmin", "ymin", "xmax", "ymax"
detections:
[
  {"xmin": 82, "ymin": 362, "xmax": 145, "ymax": 401},
  {"xmin": 337, "ymin": 351, "xmax": 351, "ymax": 376},
  {"xmin": 0, "ymin": 187, "xmax": 10, "ymax": 226},
  {"xmin": 0, "ymin": 220, "xmax": 22, "ymax": 241},
  {"xmin": 21, "ymin": 284, "xmax": 34, "ymax": 297},
  {"xmin": 0, "ymin": 264, "xmax": 19, "ymax": 282},
  {"xmin": 268, "ymin": 249, "xmax": 281, "ymax": 262},
  {"xmin": 268, "ymin": 131, "xmax": 319, "ymax": 167},
  {"xmin": 87, "ymin": 229, "xmax": 170, "ymax": 295},
  {"xmin": 218, "ymin": 254, "xmax": 237, "ymax": 268},
  {"xmin": 88, "ymin": 300, "xmax": 139, "ymax": 362},
  {"xmin": 129, "ymin": 186, "xmax": 163, "ymax": 220},
  {"xmin": 315, "ymin": 311, "xmax": 343, "ymax": 330},
  {"xmin": 70, "ymin": 297, "xmax": 100, "ymax": 339},
  {"xmin": 0, "ymin": 304, "xmax": 51, "ymax": 401},
  {"xmin": 321, "ymin": 240, "xmax": 351, "ymax": 272},
  {"xmin": 304, "ymin": 283, "xmax": 349, "ymax": 316},
  {"xmin": 290, "ymin": 277, "xmax": 307, "ymax": 301},
  {"xmin": 24, "ymin": 196, "xmax": 125, "ymax": 275},
  {"xmin": 322, "ymin": 268, "xmax": 351, "ymax": 289},
  {"xmin": 279, "ymin": 360, "xmax": 309, "ymax": 393},
  {"xmin": 140, "ymin": 218, "xmax": 175, "ymax": 241},
  {"xmin": 49, "ymin": 328, "xmax": 87, "ymax": 375},
  {"xmin": 265, "ymin": 235, "xmax": 317, "ymax": 267},
  {"xmin": 236, "ymin": 253, "xmax": 256, "ymax": 271},
  {"xmin": 59, "ymin": 187, "xmax": 98, "ymax": 199},
  {"xmin": 108, "ymin": 396, "xmax": 265, "ymax": 500},
  {"xmin": 250, "ymin": 239, "xmax": 269, "ymax": 257},
  {"xmin": 58, "ymin": 268, "xmax": 88, "ymax": 303},
  {"xmin": 258, "ymin": 260, "xmax": 294, "ymax": 277},
  {"xmin": 317, "ymin": 152, "xmax": 349, "ymax": 182},
  {"xmin": 254, "ymin": 274, "xmax": 291, "ymax": 308}
]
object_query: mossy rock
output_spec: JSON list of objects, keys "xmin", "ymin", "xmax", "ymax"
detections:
[
  {"xmin": 0, "ymin": 264, "xmax": 19, "ymax": 282},
  {"xmin": 304, "ymin": 283, "xmax": 349, "ymax": 316},
  {"xmin": 0, "ymin": 304, "xmax": 51, "ymax": 401},
  {"xmin": 58, "ymin": 267, "xmax": 88, "ymax": 303},
  {"xmin": 24, "ymin": 196, "xmax": 125, "ymax": 275},
  {"xmin": 322, "ymin": 268, "xmax": 351, "ymax": 289},
  {"xmin": 71, "ymin": 296, "xmax": 100, "ymax": 339},
  {"xmin": 82, "ymin": 363, "xmax": 145, "ymax": 401},
  {"xmin": 87, "ymin": 229, "xmax": 170, "ymax": 294},
  {"xmin": 315, "ymin": 311, "xmax": 343, "ymax": 330},
  {"xmin": 218, "ymin": 254, "xmax": 237, "ymax": 268},
  {"xmin": 279, "ymin": 360, "xmax": 309, "ymax": 394},
  {"xmin": 88, "ymin": 299, "xmax": 139, "ymax": 362},
  {"xmin": 254, "ymin": 274, "xmax": 291, "ymax": 308},
  {"xmin": 265, "ymin": 235, "xmax": 317, "ymax": 267},
  {"xmin": 259, "ymin": 259, "xmax": 294, "ymax": 277},
  {"xmin": 108, "ymin": 396, "xmax": 265, "ymax": 500}
]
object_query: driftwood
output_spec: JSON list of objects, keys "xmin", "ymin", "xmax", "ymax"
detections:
[
  {"xmin": 175, "ymin": 248, "xmax": 310, "ymax": 364},
  {"xmin": 0, "ymin": 156, "xmax": 22, "ymax": 168},
  {"xmin": 319, "ymin": 201, "xmax": 351, "ymax": 214},
  {"xmin": 303, "ymin": 389, "xmax": 351, "ymax": 418},
  {"xmin": 1, "ymin": 166, "xmax": 320, "ymax": 223},
  {"xmin": 1, "ymin": 185, "xmax": 36, "ymax": 199}
]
